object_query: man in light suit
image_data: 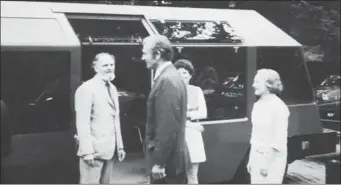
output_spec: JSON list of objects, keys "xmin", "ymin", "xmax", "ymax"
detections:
[
  {"xmin": 142, "ymin": 35, "xmax": 188, "ymax": 184},
  {"xmin": 74, "ymin": 53, "xmax": 126, "ymax": 184}
]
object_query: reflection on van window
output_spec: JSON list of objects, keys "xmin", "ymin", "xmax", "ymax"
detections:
[
  {"xmin": 67, "ymin": 18, "xmax": 149, "ymax": 43},
  {"xmin": 1, "ymin": 51, "xmax": 71, "ymax": 134},
  {"xmin": 151, "ymin": 20, "xmax": 243, "ymax": 44},
  {"xmin": 320, "ymin": 75, "xmax": 340, "ymax": 87},
  {"xmin": 173, "ymin": 47, "xmax": 246, "ymax": 120},
  {"xmin": 257, "ymin": 47, "xmax": 314, "ymax": 104}
]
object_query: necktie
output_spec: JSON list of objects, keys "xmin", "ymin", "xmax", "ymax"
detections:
[{"xmin": 105, "ymin": 82, "xmax": 116, "ymax": 111}]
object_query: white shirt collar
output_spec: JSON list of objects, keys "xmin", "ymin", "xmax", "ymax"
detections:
[{"xmin": 154, "ymin": 61, "xmax": 172, "ymax": 80}]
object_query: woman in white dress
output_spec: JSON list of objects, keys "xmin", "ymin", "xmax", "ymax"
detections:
[
  {"xmin": 247, "ymin": 68, "xmax": 290, "ymax": 184},
  {"xmin": 174, "ymin": 59, "xmax": 208, "ymax": 184}
]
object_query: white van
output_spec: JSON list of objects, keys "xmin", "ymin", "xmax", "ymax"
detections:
[{"xmin": 1, "ymin": 1, "xmax": 338, "ymax": 183}]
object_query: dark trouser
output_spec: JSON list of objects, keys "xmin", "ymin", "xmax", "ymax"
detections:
[{"xmin": 150, "ymin": 172, "xmax": 186, "ymax": 184}]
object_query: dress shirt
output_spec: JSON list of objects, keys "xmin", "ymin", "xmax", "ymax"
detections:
[{"xmin": 153, "ymin": 61, "xmax": 172, "ymax": 81}]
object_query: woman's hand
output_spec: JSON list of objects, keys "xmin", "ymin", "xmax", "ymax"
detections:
[
  {"xmin": 193, "ymin": 124, "xmax": 204, "ymax": 132},
  {"xmin": 260, "ymin": 168, "xmax": 268, "ymax": 177},
  {"xmin": 186, "ymin": 121, "xmax": 204, "ymax": 132}
]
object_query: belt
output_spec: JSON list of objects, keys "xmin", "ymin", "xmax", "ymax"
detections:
[{"xmin": 187, "ymin": 118, "xmax": 199, "ymax": 122}]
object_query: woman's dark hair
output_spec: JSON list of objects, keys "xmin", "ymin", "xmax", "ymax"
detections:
[{"xmin": 174, "ymin": 59, "xmax": 195, "ymax": 76}]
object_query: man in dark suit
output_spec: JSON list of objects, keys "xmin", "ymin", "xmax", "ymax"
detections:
[{"xmin": 142, "ymin": 35, "xmax": 188, "ymax": 184}]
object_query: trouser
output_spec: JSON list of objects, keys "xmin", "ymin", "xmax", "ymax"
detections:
[
  {"xmin": 79, "ymin": 157, "xmax": 114, "ymax": 184},
  {"xmin": 150, "ymin": 171, "xmax": 186, "ymax": 184},
  {"xmin": 249, "ymin": 146, "xmax": 287, "ymax": 184},
  {"xmin": 186, "ymin": 163, "xmax": 199, "ymax": 184}
]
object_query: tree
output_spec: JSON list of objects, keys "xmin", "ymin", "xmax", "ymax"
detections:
[{"xmin": 233, "ymin": 1, "xmax": 340, "ymax": 67}]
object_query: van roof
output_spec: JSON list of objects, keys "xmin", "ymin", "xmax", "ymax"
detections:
[{"xmin": 1, "ymin": 1, "xmax": 301, "ymax": 47}]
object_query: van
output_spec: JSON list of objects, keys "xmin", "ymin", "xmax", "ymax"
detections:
[{"xmin": 1, "ymin": 1, "xmax": 338, "ymax": 183}]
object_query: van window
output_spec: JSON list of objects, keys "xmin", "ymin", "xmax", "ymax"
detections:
[
  {"xmin": 1, "ymin": 51, "xmax": 71, "ymax": 134},
  {"xmin": 257, "ymin": 47, "xmax": 314, "ymax": 104},
  {"xmin": 173, "ymin": 47, "xmax": 247, "ymax": 120},
  {"xmin": 67, "ymin": 18, "xmax": 149, "ymax": 44},
  {"xmin": 150, "ymin": 19, "xmax": 243, "ymax": 44}
]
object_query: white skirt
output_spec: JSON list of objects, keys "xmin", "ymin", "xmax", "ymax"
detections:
[{"xmin": 185, "ymin": 127, "xmax": 206, "ymax": 163}]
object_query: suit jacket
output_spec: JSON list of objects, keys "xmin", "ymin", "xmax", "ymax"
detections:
[
  {"xmin": 74, "ymin": 74, "xmax": 123, "ymax": 160},
  {"xmin": 146, "ymin": 64, "xmax": 188, "ymax": 176}
]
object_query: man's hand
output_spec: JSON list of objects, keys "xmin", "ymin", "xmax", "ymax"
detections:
[
  {"xmin": 83, "ymin": 154, "xmax": 97, "ymax": 167},
  {"xmin": 151, "ymin": 164, "xmax": 166, "ymax": 180},
  {"xmin": 117, "ymin": 149, "xmax": 126, "ymax": 162}
]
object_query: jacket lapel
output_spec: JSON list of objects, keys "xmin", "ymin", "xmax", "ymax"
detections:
[
  {"xmin": 154, "ymin": 64, "xmax": 173, "ymax": 83},
  {"xmin": 148, "ymin": 64, "xmax": 173, "ymax": 101}
]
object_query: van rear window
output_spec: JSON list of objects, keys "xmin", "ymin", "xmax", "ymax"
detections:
[
  {"xmin": 257, "ymin": 47, "xmax": 314, "ymax": 104},
  {"xmin": 67, "ymin": 18, "xmax": 149, "ymax": 44},
  {"xmin": 150, "ymin": 19, "xmax": 243, "ymax": 44},
  {"xmin": 1, "ymin": 51, "xmax": 71, "ymax": 134}
]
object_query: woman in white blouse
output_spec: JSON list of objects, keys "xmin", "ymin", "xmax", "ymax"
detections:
[
  {"xmin": 247, "ymin": 69, "xmax": 290, "ymax": 184},
  {"xmin": 174, "ymin": 59, "xmax": 207, "ymax": 184}
]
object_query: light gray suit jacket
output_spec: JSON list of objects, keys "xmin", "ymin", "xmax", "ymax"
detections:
[{"xmin": 74, "ymin": 74, "xmax": 123, "ymax": 160}]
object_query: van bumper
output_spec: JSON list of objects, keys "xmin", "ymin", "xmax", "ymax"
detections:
[{"xmin": 287, "ymin": 131, "xmax": 338, "ymax": 164}]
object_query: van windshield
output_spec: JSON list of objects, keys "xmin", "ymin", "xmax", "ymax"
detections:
[
  {"xmin": 257, "ymin": 47, "xmax": 314, "ymax": 104},
  {"xmin": 150, "ymin": 19, "xmax": 243, "ymax": 44}
]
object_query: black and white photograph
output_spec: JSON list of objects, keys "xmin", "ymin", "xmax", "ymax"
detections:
[{"xmin": 1, "ymin": 0, "xmax": 340, "ymax": 184}]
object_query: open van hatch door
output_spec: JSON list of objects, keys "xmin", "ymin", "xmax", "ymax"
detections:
[{"xmin": 1, "ymin": 15, "xmax": 80, "ymax": 48}]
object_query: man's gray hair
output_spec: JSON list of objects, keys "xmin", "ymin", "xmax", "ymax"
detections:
[
  {"xmin": 92, "ymin": 52, "xmax": 116, "ymax": 68},
  {"xmin": 143, "ymin": 35, "xmax": 174, "ymax": 61}
]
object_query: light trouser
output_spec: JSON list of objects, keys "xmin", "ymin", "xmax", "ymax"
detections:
[
  {"xmin": 249, "ymin": 146, "xmax": 287, "ymax": 184},
  {"xmin": 186, "ymin": 163, "xmax": 199, "ymax": 184},
  {"xmin": 79, "ymin": 157, "xmax": 114, "ymax": 184}
]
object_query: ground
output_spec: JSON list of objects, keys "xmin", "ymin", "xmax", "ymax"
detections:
[{"xmin": 285, "ymin": 144, "xmax": 340, "ymax": 184}]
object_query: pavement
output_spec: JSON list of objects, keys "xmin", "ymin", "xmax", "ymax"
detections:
[{"xmin": 285, "ymin": 144, "xmax": 340, "ymax": 184}]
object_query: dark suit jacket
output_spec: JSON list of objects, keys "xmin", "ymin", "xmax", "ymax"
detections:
[{"xmin": 146, "ymin": 64, "xmax": 188, "ymax": 176}]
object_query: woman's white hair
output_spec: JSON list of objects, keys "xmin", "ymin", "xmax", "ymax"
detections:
[{"xmin": 256, "ymin": 68, "xmax": 284, "ymax": 95}]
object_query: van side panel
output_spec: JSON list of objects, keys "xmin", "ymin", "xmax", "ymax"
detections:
[
  {"xmin": 287, "ymin": 104, "xmax": 337, "ymax": 162},
  {"xmin": 288, "ymin": 104, "xmax": 323, "ymax": 136},
  {"xmin": 1, "ymin": 132, "xmax": 78, "ymax": 183},
  {"xmin": 199, "ymin": 121, "xmax": 251, "ymax": 183}
]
